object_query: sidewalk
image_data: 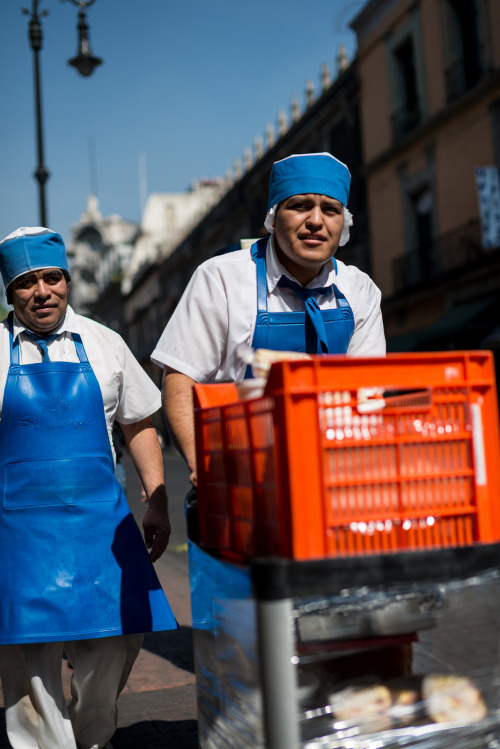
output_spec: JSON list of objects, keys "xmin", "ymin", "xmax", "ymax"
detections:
[
  {"xmin": 0, "ymin": 550, "xmax": 198, "ymax": 749},
  {"xmin": 112, "ymin": 549, "xmax": 198, "ymax": 748},
  {"xmin": 111, "ymin": 451, "xmax": 199, "ymax": 746}
]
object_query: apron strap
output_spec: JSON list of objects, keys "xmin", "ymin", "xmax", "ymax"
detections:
[
  {"xmin": 71, "ymin": 333, "xmax": 90, "ymax": 364},
  {"xmin": 8, "ymin": 314, "xmax": 20, "ymax": 366},
  {"xmin": 250, "ymin": 237, "xmax": 270, "ymax": 314},
  {"xmin": 333, "ymin": 286, "xmax": 355, "ymax": 324}
]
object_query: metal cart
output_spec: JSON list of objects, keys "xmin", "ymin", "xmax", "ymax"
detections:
[
  {"xmin": 190, "ymin": 352, "xmax": 500, "ymax": 748},
  {"xmin": 189, "ymin": 540, "xmax": 500, "ymax": 748}
]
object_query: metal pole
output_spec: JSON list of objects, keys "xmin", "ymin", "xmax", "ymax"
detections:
[
  {"xmin": 22, "ymin": 0, "xmax": 102, "ymax": 226},
  {"xmin": 256, "ymin": 598, "xmax": 301, "ymax": 748},
  {"xmin": 27, "ymin": 0, "xmax": 50, "ymax": 226}
]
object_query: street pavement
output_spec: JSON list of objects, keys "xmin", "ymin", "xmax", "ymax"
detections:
[{"xmin": 0, "ymin": 448, "xmax": 199, "ymax": 749}]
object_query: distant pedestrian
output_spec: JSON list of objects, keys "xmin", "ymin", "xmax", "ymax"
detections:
[{"xmin": 0, "ymin": 227, "xmax": 178, "ymax": 749}]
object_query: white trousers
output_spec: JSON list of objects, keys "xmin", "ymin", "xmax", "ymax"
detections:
[{"xmin": 0, "ymin": 634, "xmax": 143, "ymax": 749}]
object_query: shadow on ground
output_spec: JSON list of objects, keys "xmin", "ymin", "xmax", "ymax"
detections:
[
  {"xmin": 143, "ymin": 625, "xmax": 195, "ymax": 674},
  {"xmin": 112, "ymin": 719, "xmax": 198, "ymax": 749},
  {"xmin": 0, "ymin": 710, "xmax": 198, "ymax": 749},
  {"xmin": 0, "ymin": 709, "xmax": 7, "ymax": 749},
  {"xmin": 0, "ymin": 625, "xmax": 197, "ymax": 749}
]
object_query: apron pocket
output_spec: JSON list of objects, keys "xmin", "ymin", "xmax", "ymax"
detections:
[{"xmin": 3, "ymin": 457, "xmax": 120, "ymax": 509}]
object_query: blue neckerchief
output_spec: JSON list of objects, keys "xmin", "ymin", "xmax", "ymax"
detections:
[
  {"xmin": 277, "ymin": 275, "xmax": 333, "ymax": 353},
  {"xmin": 21, "ymin": 329, "xmax": 59, "ymax": 362}
]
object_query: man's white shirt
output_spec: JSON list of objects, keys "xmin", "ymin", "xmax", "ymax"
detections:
[
  {"xmin": 0, "ymin": 305, "xmax": 160, "ymax": 462},
  {"xmin": 151, "ymin": 235, "xmax": 386, "ymax": 382}
]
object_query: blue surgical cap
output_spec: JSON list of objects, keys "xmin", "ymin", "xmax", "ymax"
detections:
[
  {"xmin": 0, "ymin": 227, "xmax": 69, "ymax": 288},
  {"xmin": 267, "ymin": 152, "xmax": 351, "ymax": 210}
]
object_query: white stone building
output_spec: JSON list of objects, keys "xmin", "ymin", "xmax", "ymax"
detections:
[
  {"xmin": 121, "ymin": 179, "xmax": 227, "ymax": 293},
  {"xmin": 68, "ymin": 179, "xmax": 227, "ymax": 320},
  {"xmin": 67, "ymin": 196, "xmax": 138, "ymax": 316}
]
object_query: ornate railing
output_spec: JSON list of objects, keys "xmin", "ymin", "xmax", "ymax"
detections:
[
  {"xmin": 444, "ymin": 56, "xmax": 482, "ymax": 102},
  {"xmin": 391, "ymin": 103, "xmax": 421, "ymax": 141},
  {"xmin": 392, "ymin": 219, "xmax": 487, "ymax": 292}
]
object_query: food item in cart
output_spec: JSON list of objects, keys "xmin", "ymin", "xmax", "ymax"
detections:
[
  {"xmin": 422, "ymin": 674, "xmax": 487, "ymax": 724},
  {"xmin": 388, "ymin": 678, "xmax": 421, "ymax": 726},
  {"xmin": 252, "ymin": 348, "xmax": 311, "ymax": 379},
  {"xmin": 329, "ymin": 682, "xmax": 392, "ymax": 731},
  {"xmin": 237, "ymin": 343, "xmax": 311, "ymax": 380},
  {"xmin": 235, "ymin": 379, "xmax": 268, "ymax": 400}
]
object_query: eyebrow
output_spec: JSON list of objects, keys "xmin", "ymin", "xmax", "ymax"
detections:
[
  {"xmin": 287, "ymin": 195, "xmax": 341, "ymax": 204},
  {"xmin": 15, "ymin": 270, "xmax": 63, "ymax": 285}
]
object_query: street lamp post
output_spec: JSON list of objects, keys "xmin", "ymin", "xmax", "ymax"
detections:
[
  {"xmin": 21, "ymin": 0, "xmax": 102, "ymax": 227},
  {"xmin": 67, "ymin": 0, "xmax": 102, "ymax": 77},
  {"xmin": 23, "ymin": 0, "xmax": 49, "ymax": 226}
]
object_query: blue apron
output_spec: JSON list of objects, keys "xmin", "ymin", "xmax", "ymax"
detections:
[
  {"xmin": 247, "ymin": 238, "xmax": 354, "ymax": 376},
  {"xmin": 0, "ymin": 318, "xmax": 177, "ymax": 645}
]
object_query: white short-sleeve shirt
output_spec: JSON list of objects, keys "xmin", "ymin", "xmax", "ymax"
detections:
[
  {"xmin": 0, "ymin": 305, "xmax": 161, "ymax": 461},
  {"xmin": 151, "ymin": 235, "xmax": 385, "ymax": 383}
]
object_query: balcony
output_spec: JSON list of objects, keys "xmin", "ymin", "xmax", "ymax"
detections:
[
  {"xmin": 392, "ymin": 219, "xmax": 486, "ymax": 292},
  {"xmin": 335, "ymin": 243, "xmax": 372, "ymax": 275},
  {"xmin": 391, "ymin": 103, "xmax": 421, "ymax": 142},
  {"xmin": 445, "ymin": 56, "xmax": 482, "ymax": 102}
]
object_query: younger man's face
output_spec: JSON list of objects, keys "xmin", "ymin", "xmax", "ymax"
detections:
[{"xmin": 274, "ymin": 193, "xmax": 344, "ymax": 285}]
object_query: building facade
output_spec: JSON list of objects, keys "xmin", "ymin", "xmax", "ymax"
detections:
[
  {"xmin": 67, "ymin": 195, "xmax": 138, "ymax": 328},
  {"xmin": 76, "ymin": 0, "xmax": 500, "ymax": 384},
  {"xmin": 68, "ymin": 179, "xmax": 226, "ymax": 334},
  {"xmin": 351, "ymin": 0, "xmax": 500, "ymax": 358},
  {"xmin": 121, "ymin": 179, "xmax": 227, "ymax": 296}
]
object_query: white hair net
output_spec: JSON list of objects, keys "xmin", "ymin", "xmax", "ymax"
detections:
[{"xmin": 264, "ymin": 204, "xmax": 353, "ymax": 247}]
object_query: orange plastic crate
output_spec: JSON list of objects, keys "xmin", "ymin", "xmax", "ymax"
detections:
[{"xmin": 193, "ymin": 352, "xmax": 500, "ymax": 561}]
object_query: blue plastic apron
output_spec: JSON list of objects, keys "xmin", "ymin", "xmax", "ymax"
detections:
[
  {"xmin": 247, "ymin": 238, "xmax": 354, "ymax": 375},
  {"xmin": 0, "ymin": 319, "xmax": 177, "ymax": 645}
]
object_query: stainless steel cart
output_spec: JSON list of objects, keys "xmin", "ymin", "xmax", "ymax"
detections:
[{"xmin": 189, "ymin": 540, "xmax": 500, "ymax": 749}]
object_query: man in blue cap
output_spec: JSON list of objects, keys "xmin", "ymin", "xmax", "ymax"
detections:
[
  {"xmin": 0, "ymin": 227, "xmax": 178, "ymax": 749},
  {"xmin": 152, "ymin": 152, "xmax": 385, "ymax": 483}
]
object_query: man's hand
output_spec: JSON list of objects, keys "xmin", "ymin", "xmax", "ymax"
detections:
[
  {"xmin": 120, "ymin": 417, "xmax": 171, "ymax": 562},
  {"xmin": 142, "ymin": 489, "xmax": 171, "ymax": 562}
]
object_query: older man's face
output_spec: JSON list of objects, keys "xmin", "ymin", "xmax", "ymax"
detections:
[
  {"xmin": 274, "ymin": 193, "xmax": 344, "ymax": 285},
  {"xmin": 11, "ymin": 268, "xmax": 69, "ymax": 334}
]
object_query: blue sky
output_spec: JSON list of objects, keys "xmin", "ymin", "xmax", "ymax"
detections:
[{"xmin": 0, "ymin": 0, "xmax": 362, "ymax": 244}]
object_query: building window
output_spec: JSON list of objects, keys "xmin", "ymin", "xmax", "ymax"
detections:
[
  {"xmin": 392, "ymin": 38, "xmax": 420, "ymax": 137},
  {"xmin": 442, "ymin": 0, "xmax": 483, "ymax": 101},
  {"xmin": 386, "ymin": 11, "xmax": 426, "ymax": 142},
  {"xmin": 395, "ymin": 188, "xmax": 436, "ymax": 289},
  {"xmin": 411, "ymin": 188, "xmax": 436, "ymax": 279},
  {"xmin": 393, "ymin": 153, "xmax": 438, "ymax": 292}
]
